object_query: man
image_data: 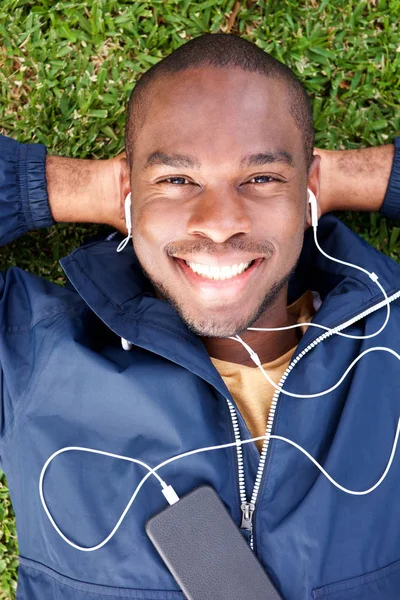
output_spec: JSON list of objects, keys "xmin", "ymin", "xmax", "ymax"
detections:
[{"xmin": 1, "ymin": 33, "xmax": 400, "ymax": 599}]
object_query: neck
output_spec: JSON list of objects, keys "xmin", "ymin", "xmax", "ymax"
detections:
[{"xmin": 202, "ymin": 287, "xmax": 300, "ymax": 367}]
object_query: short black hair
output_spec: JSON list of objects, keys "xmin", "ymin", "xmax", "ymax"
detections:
[{"xmin": 125, "ymin": 33, "xmax": 314, "ymax": 169}]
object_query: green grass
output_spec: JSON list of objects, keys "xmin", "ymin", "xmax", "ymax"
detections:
[{"xmin": 0, "ymin": 0, "xmax": 399, "ymax": 597}]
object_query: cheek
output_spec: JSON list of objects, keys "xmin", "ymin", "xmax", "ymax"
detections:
[
  {"xmin": 132, "ymin": 203, "xmax": 170, "ymax": 248},
  {"xmin": 132, "ymin": 202, "xmax": 186, "ymax": 270},
  {"xmin": 280, "ymin": 212, "xmax": 305, "ymax": 250},
  {"xmin": 257, "ymin": 199, "xmax": 305, "ymax": 238},
  {"xmin": 262, "ymin": 208, "xmax": 305, "ymax": 267}
]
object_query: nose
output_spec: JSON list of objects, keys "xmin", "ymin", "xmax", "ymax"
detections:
[{"xmin": 186, "ymin": 186, "xmax": 252, "ymax": 243}]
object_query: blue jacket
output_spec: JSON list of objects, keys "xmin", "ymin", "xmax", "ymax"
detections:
[{"xmin": 1, "ymin": 135, "xmax": 400, "ymax": 600}]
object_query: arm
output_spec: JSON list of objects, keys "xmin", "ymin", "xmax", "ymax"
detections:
[
  {"xmin": 0, "ymin": 135, "xmax": 126, "ymax": 446},
  {"xmin": 316, "ymin": 138, "xmax": 400, "ymax": 217},
  {"xmin": 0, "ymin": 134, "xmax": 125, "ymax": 247},
  {"xmin": 46, "ymin": 153, "xmax": 126, "ymax": 231},
  {"xmin": 0, "ymin": 135, "xmax": 53, "ymax": 245}
]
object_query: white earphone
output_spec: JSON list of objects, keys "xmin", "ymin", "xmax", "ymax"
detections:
[
  {"xmin": 308, "ymin": 188, "xmax": 319, "ymax": 229},
  {"xmin": 116, "ymin": 193, "xmax": 132, "ymax": 253}
]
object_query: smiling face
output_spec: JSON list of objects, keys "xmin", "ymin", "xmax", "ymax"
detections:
[{"xmin": 128, "ymin": 67, "xmax": 318, "ymax": 337}]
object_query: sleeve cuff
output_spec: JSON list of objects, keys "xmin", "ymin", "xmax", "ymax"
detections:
[
  {"xmin": 18, "ymin": 141, "xmax": 55, "ymax": 231},
  {"xmin": 380, "ymin": 137, "xmax": 400, "ymax": 220}
]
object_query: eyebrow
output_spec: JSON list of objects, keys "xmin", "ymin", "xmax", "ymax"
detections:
[
  {"xmin": 145, "ymin": 151, "xmax": 201, "ymax": 169},
  {"xmin": 145, "ymin": 149, "xmax": 294, "ymax": 170},
  {"xmin": 240, "ymin": 151, "xmax": 294, "ymax": 168}
]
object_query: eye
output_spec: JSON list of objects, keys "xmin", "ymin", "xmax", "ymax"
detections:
[
  {"xmin": 248, "ymin": 175, "xmax": 276, "ymax": 184},
  {"xmin": 160, "ymin": 176, "xmax": 190, "ymax": 185}
]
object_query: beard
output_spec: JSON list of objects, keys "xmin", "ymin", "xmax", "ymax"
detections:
[
  {"xmin": 134, "ymin": 234, "xmax": 299, "ymax": 338},
  {"xmin": 138, "ymin": 261, "xmax": 295, "ymax": 338}
]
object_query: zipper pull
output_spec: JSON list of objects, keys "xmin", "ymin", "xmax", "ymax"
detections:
[{"xmin": 240, "ymin": 502, "xmax": 255, "ymax": 532}]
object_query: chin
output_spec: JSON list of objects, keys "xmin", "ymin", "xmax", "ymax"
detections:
[{"xmin": 179, "ymin": 309, "xmax": 257, "ymax": 339}]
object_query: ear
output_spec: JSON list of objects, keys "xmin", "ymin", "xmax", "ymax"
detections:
[
  {"xmin": 117, "ymin": 156, "xmax": 131, "ymax": 233},
  {"xmin": 305, "ymin": 154, "xmax": 321, "ymax": 229}
]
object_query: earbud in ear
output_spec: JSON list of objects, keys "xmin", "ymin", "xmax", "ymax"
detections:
[
  {"xmin": 117, "ymin": 192, "xmax": 132, "ymax": 253},
  {"xmin": 124, "ymin": 192, "xmax": 132, "ymax": 235},
  {"xmin": 308, "ymin": 189, "xmax": 319, "ymax": 229}
]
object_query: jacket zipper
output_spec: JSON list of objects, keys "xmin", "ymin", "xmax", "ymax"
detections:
[
  {"xmin": 226, "ymin": 398, "xmax": 247, "ymax": 507},
  {"xmin": 224, "ymin": 289, "xmax": 400, "ymax": 549}
]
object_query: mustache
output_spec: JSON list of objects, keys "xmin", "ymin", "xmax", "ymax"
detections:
[{"xmin": 166, "ymin": 238, "xmax": 274, "ymax": 257}]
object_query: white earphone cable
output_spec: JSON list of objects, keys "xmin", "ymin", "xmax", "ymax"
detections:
[
  {"xmin": 39, "ymin": 446, "xmax": 163, "ymax": 552},
  {"xmin": 248, "ymin": 225, "xmax": 390, "ymax": 340},
  {"xmin": 40, "ymin": 189, "xmax": 400, "ymax": 552},
  {"xmin": 230, "ymin": 340, "xmax": 400, "ymax": 399},
  {"xmin": 40, "ymin": 416, "xmax": 400, "ymax": 551}
]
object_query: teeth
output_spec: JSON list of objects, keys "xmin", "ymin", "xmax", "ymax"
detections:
[{"xmin": 185, "ymin": 261, "xmax": 252, "ymax": 280}]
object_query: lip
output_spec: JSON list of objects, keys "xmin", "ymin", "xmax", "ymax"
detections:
[{"xmin": 174, "ymin": 256, "xmax": 264, "ymax": 302}]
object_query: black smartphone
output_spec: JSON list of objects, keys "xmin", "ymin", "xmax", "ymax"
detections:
[{"xmin": 146, "ymin": 485, "xmax": 282, "ymax": 600}]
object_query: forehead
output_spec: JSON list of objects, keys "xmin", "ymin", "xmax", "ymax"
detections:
[{"xmin": 135, "ymin": 67, "xmax": 304, "ymax": 168}]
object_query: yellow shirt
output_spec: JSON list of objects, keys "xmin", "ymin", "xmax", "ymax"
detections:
[{"xmin": 211, "ymin": 292, "xmax": 315, "ymax": 452}]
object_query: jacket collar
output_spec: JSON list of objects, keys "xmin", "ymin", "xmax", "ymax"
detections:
[
  {"xmin": 60, "ymin": 215, "xmax": 400, "ymax": 389},
  {"xmin": 60, "ymin": 233, "xmax": 223, "ymax": 391}
]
